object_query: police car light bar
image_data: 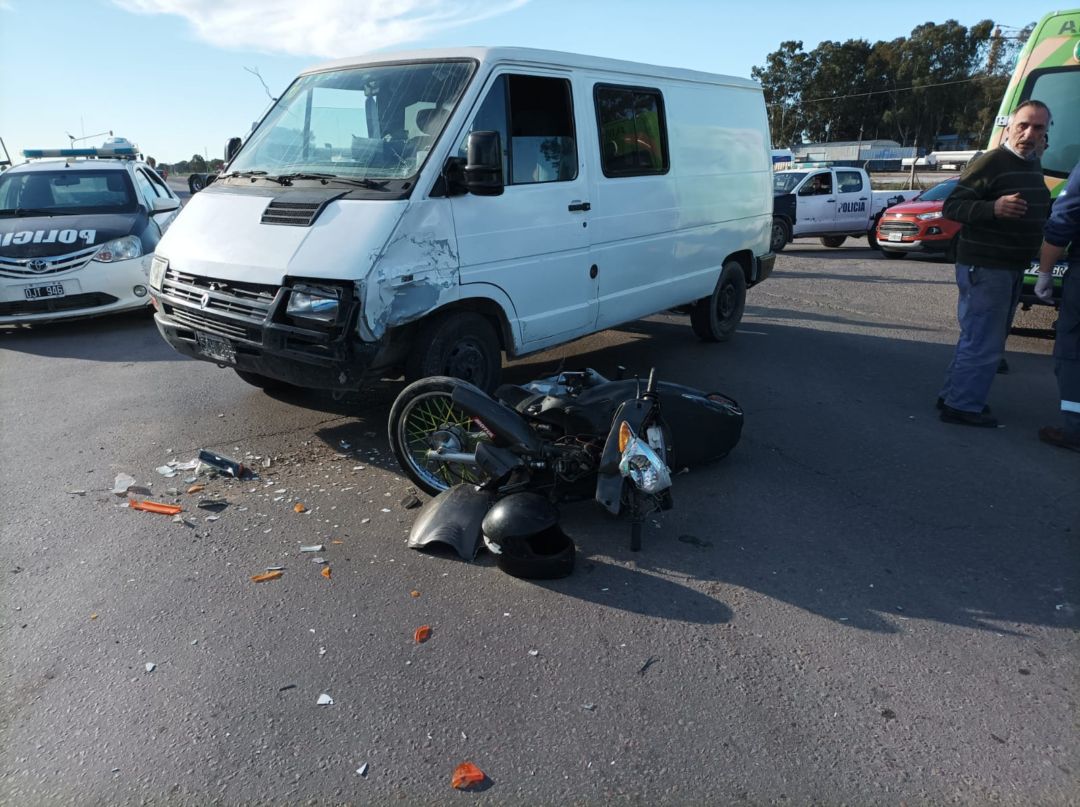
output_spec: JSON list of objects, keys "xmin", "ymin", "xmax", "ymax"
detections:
[{"xmin": 22, "ymin": 146, "xmax": 138, "ymax": 158}]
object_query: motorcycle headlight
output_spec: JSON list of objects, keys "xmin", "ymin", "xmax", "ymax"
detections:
[
  {"xmin": 94, "ymin": 235, "xmax": 143, "ymax": 263},
  {"xmin": 916, "ymin": 211, "xmax": 943, "ymax": 221},
  {"xmin": 286, "ymin": 283, "xmax": 342, "ymax": 324},
  {"xmin": 149, "ymin": 255, "xmax": 168, "ymax": 290},
  {"xmin": 618, "ymin": 429, "xmax": 672, "ymax": 494}
]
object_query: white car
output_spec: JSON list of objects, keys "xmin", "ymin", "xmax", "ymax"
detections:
[{"xmin": 0, "ymin": 146, "xmax": 181, "ymax": 323}]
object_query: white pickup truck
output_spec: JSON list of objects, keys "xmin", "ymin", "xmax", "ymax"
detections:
[{"xmin": 771, "ymin": 166, "xmax": 920, "ymax": 251}]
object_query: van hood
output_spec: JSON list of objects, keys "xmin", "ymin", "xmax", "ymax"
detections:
[
  {"xmin": 157, "ymin": 187, "xmax": 408, "ymax": 285},
  {"xmin": 0, "ymin": 211, "xmax": 145, "ymax": 259}
]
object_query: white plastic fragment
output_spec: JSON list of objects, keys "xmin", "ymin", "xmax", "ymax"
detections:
[
  {"xmin": 144, "ymin": 663, "xmax": 156, "ymax": 673},
  {"xmin": 267, "ymin": 566, "xmax": 286, "ymax": 571},
  {"xmin": 205, "ymin": 515, "xmax": 220, "ymax": 522},
  {"xmin": 156, "ymin": 466, "xmax": 178, "ymax": 478},
  {"xmin": 356, "ymin": 763, "xmax": 368, "ymax": 777},
  {"xmin": 528, "ymin": 649, "xmax": 540, "ymax": 657},
  {"xmin": 311, "ymin": 557, "xmax": 327, "ymax": 564},
  {"xmin": 67, "ymin": 489, "xmax": 87, "ymax": 496},
  {"xmin": 112, "ymin": 473, "xmax": 136, "ymax": 496},
  {"xmin": 300, "ymin": 545, "xmax": 324, "ymax": 553},
  {"xmin": 317, "ymin": 693, "xmax": 334, "ymax": 705},
  {"xmin": 319, "ymin": 647, "xmax": 326, "ymax": 656},
  {"xmin": 174, "ymin": 459, "xmax": 200, "ymax": 471},
  {"xmin": 582, "ymin": 703, "xmax": 596, "ymax": 711}
]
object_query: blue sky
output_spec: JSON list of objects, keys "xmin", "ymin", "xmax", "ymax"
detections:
[{"xmin": 0, "ymin": 0, "xmax": 1036, "ymax": 164}]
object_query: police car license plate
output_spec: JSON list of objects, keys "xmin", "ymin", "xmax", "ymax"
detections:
[
  {"xmin": 196, "ymin": 331, "xmax": 236, "ymax": 364},
  {"xmin": 23, "ymin": 282, "xmax": 65, "ymax": 300},
  {"xmin": 888, "ymin": 233, "xmax": 903, "ymax": 242}
]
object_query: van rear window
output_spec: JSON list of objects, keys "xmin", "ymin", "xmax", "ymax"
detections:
[{"xmin": 594, "ymin": 85, "xmax": 669, "ymax": 177}]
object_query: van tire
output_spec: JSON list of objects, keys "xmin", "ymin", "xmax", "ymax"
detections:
[
  {"xmin": 820, "ymin": 235, "xmax": 846, "ymax": 248},
  {"xmin": 690, "ymin": 260, "xmax": 746, "ymax": 342},
  {"xmin": 188, "ymin": 174, "xmax": 204, "ymax": 194},
  {"xmin": 234, "ymin": 369, "xmax": 293, "ymax": 392},
  {"xmin": 405, "ymin": 311, "xmax": 501, "ymax": 393},
  {"xmin": 770, "ymin": 218, "xmax": 790, "ymax": 252}
]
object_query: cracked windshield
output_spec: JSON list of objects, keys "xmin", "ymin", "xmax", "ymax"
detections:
[{"xmin": 228, "ymin": 60, "xmax": 474, "ymax": 180}]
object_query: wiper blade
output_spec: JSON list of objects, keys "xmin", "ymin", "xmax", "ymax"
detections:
[
  {"xmin": 271, "ymin": 173, "xmax": 390, "ymax": 190},
  {"xmin": 225, "ymin": 170, "xmax": 269, "ymax": 179}
]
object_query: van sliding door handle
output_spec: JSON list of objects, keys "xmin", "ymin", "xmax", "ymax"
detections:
[{"xmin": 567, "ymin": 201, "xmax": 591, "ymax": 212}]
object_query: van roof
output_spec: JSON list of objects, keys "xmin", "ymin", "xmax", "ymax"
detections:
[{"xmin": 302, "ymin": 46, "xmax": 760, "ymax": 91}]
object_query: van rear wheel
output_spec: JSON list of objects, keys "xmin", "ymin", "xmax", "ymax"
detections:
[
  {"xmin": 405, "ymin": 311, "xmax": 501, "ymax": 393},
  {"xmin": 690, "ymin": 260, "xmax": 746, "ymax": 342}
]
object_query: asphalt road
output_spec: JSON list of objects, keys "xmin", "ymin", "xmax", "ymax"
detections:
[{"xmin": 1, "ymin": 240, "xmax": 1077, "ymax": 806}]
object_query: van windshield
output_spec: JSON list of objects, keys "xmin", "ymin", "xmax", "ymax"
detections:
[{"xmin": 228, "ymin": 60, "xmax": 475, "ymax": 182}]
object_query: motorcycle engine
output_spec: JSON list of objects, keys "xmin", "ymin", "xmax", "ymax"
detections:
[{"xmin": 552, "ymin": 435, "xmax": 602, "ymax": 482}]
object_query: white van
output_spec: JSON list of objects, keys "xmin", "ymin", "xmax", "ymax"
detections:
[{"xmin": 150, "ymin": 47, "xmax": 774, "ymax": 393}]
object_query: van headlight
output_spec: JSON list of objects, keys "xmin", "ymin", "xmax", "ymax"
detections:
[
  {"xmin": 149, "ymin": 255, "xmax": 168, "ymax": 290},
  {"xmin": 286, "ymin": 283, "xmax": 342, "ymax": 325},
  {"xmin": 94, "ymin": 235, "xmax": 143, "ymax": 263}
]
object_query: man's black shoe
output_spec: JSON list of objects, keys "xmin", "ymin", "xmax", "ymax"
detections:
[
  {"xmin": 997, "ymin": 358, "xmax": 1010, "ymax": 374},
  {"xmin": 936, "ymin": 397, "xmax": 991, "ymax": 414},
  {"xmin": 940, "ymin": 405, "xmax": 999, "ymax": 428}
]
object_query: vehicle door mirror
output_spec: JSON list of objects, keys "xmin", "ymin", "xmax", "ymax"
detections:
[
  {"xmin": 225, "ymin": 136, "xmax": 242, "ymax": 163},
  {"xmin": 464, "ymin": 130, "xmax": 504, "ymax": 196},
  {"xmin": 151, "ymin": 196, "xmax": 180, "ymax": 213}
]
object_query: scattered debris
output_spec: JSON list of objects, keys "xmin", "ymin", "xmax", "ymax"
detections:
[
  {"xmin": 410, "ymin": 590, "xmax": 420, "ymax": 598},
  {"xmin": 112, "ymin": 473, "xmax": 136, "ymax": 496},
  {"xmin": 317, "ymin": 693, "xmax": 334, "ymax": 705},
  {"xmin": 678, "ymin": 534, "xmax": 713, "ymax": 548},
  {"xmin": 197, "ymin": 499, "xmax": 230, "ymax": 513},
  {"xmin": 401, "ymin": 494, "xmax": 422, "ymax": 510},
  {"xmin": 310, "ymin": 557, "xmax": 327, "ymax": 565},
  {"xmin": 144, "ymin": 663, "xmax": 156, "ymax": 673},
  {"xmin": 205, "ymin": 515, "xmax": 220, "ymax": 523},
  {"xmin": 186, "ymin": 484, "xmax": 205, "ymax": 495},
  {"xmin": 294, "ymin": 503, "xmax": 307, "ymax": 514},
  {"xmin": 582, "ymin": 703, "xmax": 596, "ymax": 711},
  {"xmin": 278, "ymin": 684, "xmax": 296, "ymax": 692},
  {"xmin": 251, "ymin": 571, "xmax": 283, "ymax": 583},
  {"xmin": 165, "ymin": 487, "xmax": 179, "ymax": 496},
  {"xmin": 881, "ymin": 708, "xmax": 897, "ymax": 721},
  {"xmin": 129, "ymin": 499, "xmax": 183, "ymax": 516},
  {"xmin": 638, "ymin": 656, "xmax": 660, "ymax": 676},
  {"xmin": 266, "ymin": 566, "xmax": 285, "ymax": 572},
  {"xmin": 155, "ymin": 465, "xmax": 178, "ymax": 478},
  {"xmin": 67, "ymin": 490, "xmax": 87, "ymax": 496},
  {"xmin": 300, "ymin": 545, "xmax": 324, "ymax": 553},
  {"xmin": 262, "ymin": 457, "xmax": 272, "ymax": 469},
  {"xmin": 197, "ymin": 449, "xmax": 248, "ymax": 479},
  {"xmin": 321, "ymin": 567, "xmax": 332, "ymax": 580},
  {"xmin": 528, "ymin": 649, "xmax": 540, "ymax": 657},
  {"xmin": 90, "ymin": 613, "xmax": 98, "ymax": 620},
  {"xmin": 339, "ymin": 440, "xmax": 352, "ymax": 450},
  {"xmin": 356, "ymin": 763, "xmax": 368, "ymax": 777},
  {"xmin": 414, "ymin": 625, "xmax": 432, "ymax": 644},
  {"xmin": 451, "ymin": 762, "xmax": 486, "ymax": 790}
]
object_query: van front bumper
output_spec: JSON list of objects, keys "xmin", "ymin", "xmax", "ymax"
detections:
[{"xmin": 150, "ymin": 267, "xmax": 382, "ymax": 390}]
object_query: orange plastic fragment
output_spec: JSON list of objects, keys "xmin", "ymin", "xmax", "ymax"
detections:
[
  {"xmin": 414, "ymin": 625, "xmax": 432, "ymax": 643},
  {"xmin": 451, "ymin": 762, "xmax": 485, "ymax": 789},
  {"xmin": 293, "ymin": 503, "xmax": 306, "ymax": 513},
  {"xmin": 90, "ymin": 613, "xmax": 98, "ymax": 620},
  {"xmin": 186, "ymin": 484, "xmax": 205, "ymax": 494},
  {"xmin": 321, "ymin": 566, "xmax": 332, "ymax": 580},
  {"xmin": 410, "ymin": 590, "xmax": 420, "ymax": 598},
  {"xmin": 331, "ymin": 540, "xmax": 344, "ymax": 545},
  {"xmin": 129, "ymin": 499, "xmax": 183, "ymax": 516},
  {"xmin": 251, "ymin": 570, "xmax": 283, "ymax": 583}
]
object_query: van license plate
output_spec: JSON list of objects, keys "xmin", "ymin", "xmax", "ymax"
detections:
[
  {"xmin": 196, "ymin": 331, "xmax": 236, "ymax": 364},
  {"xmin": 887, "ymin": 233, "xmax": 903, "ymax": 242},
  {"xmin": 24, "ymin": 282, "xmax": 65, "ymax": 299}
]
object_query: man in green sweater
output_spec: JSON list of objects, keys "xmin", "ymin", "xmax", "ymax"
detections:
[{"xmin": 937, "ymin": 100, "xmax": 1052, "ymax": 427}]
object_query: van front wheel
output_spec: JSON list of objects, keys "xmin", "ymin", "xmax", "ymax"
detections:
[
  {"xmin": 690, "ymin": 261, "xmax": 747, "ymax": 342},
  {"xmin": 405, "ymin": 311, "xmax": 502, "ymax": 393}
]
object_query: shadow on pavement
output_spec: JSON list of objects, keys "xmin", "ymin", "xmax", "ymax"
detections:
[{"xmin": 0, "ymin": 309, "xmax": 185, "ymax": 363}]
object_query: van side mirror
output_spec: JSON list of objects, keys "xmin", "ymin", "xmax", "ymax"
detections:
[
  {"xmin": 225, "ymin": 136, "xmax": 242, "ymax": 163},
  {"xmin": 464, "ymin": 130, "xmax": 504, "ymax": 196}
]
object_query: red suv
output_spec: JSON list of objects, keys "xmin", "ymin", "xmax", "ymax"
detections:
[{"xmin": 876, "ymin": 177, "xmax": 960, "ymax": 261}]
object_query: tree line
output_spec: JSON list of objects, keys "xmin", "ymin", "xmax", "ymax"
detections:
[{"xmin": 752, "ymin": 19, "xmax": 1034, "ymax": 149}]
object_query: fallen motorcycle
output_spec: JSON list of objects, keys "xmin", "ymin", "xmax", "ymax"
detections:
[{"xmin": 388, "ymin": 367, "xmax": 743, "ymax": 553}]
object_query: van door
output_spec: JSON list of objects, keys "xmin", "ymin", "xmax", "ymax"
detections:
[
  {"xmin": 795, "ymin": 170, "xmax": 836, "ymax": 233},
  {"xmin": 833, "ymin": 169, "xmax": 868, "ymax": 231},
  {"xmin": 450, "ymin": 71, "xmax": 595, "ymax": 347}
]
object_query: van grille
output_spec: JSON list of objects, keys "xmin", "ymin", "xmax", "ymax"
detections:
[
  {"xmin": 261, "ymin": 200, "xmax": 323, "ymax": 227},
  {"xmin": 160, "ymin": 268, "xmax": 278, "ymax": 345}
]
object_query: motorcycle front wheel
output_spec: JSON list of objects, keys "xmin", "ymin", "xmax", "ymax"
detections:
[{"xmin": 388, "ymin": 377, "xmax": 493, "ymax": 496}]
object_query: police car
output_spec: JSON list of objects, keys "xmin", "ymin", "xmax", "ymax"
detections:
[{"xmin": 0, "ymin": 142, "xmax": 181, "ymax": 324}]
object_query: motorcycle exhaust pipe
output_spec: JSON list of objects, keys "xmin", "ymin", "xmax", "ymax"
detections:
[{"xmin": 425, "ymin": 450, "xmax": 478, "ymax": 465}]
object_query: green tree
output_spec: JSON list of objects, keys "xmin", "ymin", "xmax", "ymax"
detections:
[{"xmin": 190, "ymin": 153, "xmax": 207, "ymax": 173}]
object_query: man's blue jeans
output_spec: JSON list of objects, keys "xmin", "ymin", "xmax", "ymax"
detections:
[{"xmin": 940, "ymin": 264, "xmax": 1022, "ymax": 413}]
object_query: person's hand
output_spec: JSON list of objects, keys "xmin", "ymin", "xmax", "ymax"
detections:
[
  {"xmin": 1035, "ymin": 271, "xmax": 1055, "ymax": 303},
  {"xmin": 994, "ymin": 193, "xmax": 1027, "ymax": 219}
]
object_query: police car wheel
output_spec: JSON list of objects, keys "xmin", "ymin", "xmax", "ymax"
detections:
[{"xmin": 770, "ymin": 218, "xmax": 790, "ymax": 253}]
